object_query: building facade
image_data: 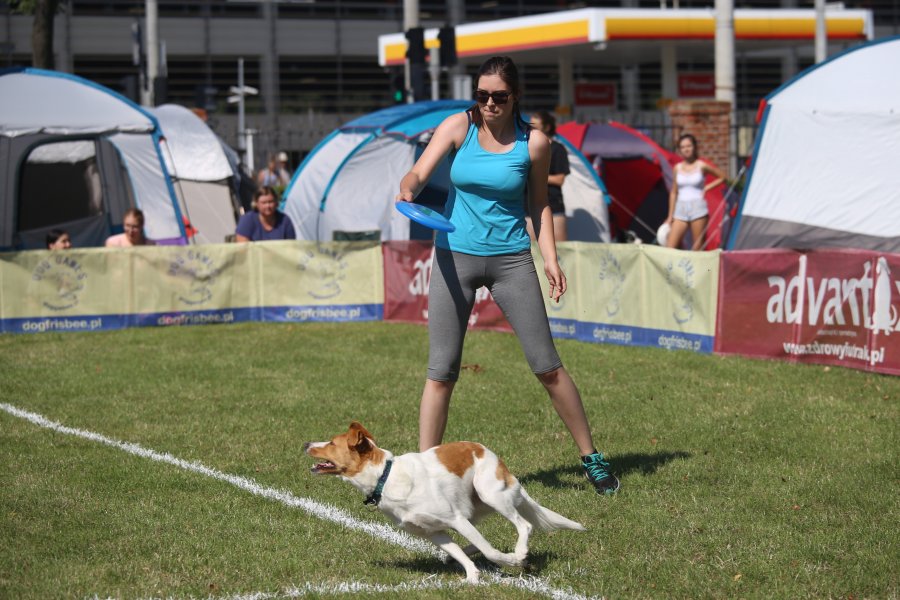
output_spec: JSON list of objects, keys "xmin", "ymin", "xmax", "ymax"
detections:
[{"xmin": 2, "ymin": 0, "xmax": 895, "ymax": 169}]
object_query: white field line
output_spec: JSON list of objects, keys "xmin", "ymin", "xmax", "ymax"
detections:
[
  {"xmin": 2, "ymin": 403, "xmax": 599, "ymax": 600},
  {"xmin": 202, "ymin": 570, "xmax": 597, "ymax": 600}
]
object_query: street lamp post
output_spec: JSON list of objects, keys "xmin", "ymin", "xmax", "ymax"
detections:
[{"xmin": 227, "ymin": 57, "xmax": 259, "ymax": 172}]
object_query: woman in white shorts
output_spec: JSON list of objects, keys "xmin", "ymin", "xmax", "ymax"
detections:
[{"xmin": 664, "ymin": 134, "xmax": 726, "ymax": 250}]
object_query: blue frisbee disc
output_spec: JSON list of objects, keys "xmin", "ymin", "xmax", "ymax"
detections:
[{"xmin": 395, "ymin": 202, "xmax": 456, "ymax": 233}]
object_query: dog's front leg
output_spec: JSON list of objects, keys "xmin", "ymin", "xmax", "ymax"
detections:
[{"xmin": 428, "ymin": 532, "xmax": 481, "ymax": 583}]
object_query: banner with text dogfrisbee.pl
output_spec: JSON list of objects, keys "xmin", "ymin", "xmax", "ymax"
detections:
[
  {"xmin": 129, "ymin": 244, "xmax": 256, "ymax": 327},
  {"xmin": 0, "ymin": 242, "xmax": 384, "ymax": 333},
  {"xmin": 0, "ymin": 248, "xmax": 130, "ymax": 333},
  {"xmin": 716, "ymin": 249, "xmax": 900, "ymax": 375},
  {"xmin": 253, "ymin": 240, "xmax": 383, "ymax": 323},
  {"xmin": 573, "ymin": 244, "xmax": 720, "ymax": 352}
]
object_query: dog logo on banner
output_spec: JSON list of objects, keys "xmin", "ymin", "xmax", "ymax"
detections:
[
  {"xmin": 666, "ymin": 258, "xmax": 696, "ymax": 325},
  {"xmin": 298, "ymin": 245, "xmax": 348, "ymax": 300},
  {"xmin": 168, "ymin": 250, "xmax": 221, "ymax": 306},
  {"xmin": 33, "ymin": 255, "xmax": 87, "ymax": 311},
  {"xmin": 872, "ymin": 257, "xmax": 899, "ymax": 336},
  {"xmin": 765, "ymin": 257, "xmax": 900, "ymax": 333},
  {"xmin": 597, "ymin": 250, "xmax": 625, "ymax": 317}
]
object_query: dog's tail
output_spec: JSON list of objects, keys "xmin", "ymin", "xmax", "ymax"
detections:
[{"xmin": 517, "ymin": 488, "xmax": 586, "ymax": 532}]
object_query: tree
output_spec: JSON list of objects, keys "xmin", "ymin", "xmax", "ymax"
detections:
[{"xmin": 11, "ymin": 0, "xmax": 62, "ymax": 69}]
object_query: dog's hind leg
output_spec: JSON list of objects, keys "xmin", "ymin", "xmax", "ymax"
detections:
[
  {"xmin": 474, "ymin": 487, "xmax": 533, "ymax": 563},
  {"xmin": 428, "ymin": 532, "xmax": 481, "ymax": 583},
  {"xmin": 472, "ymin": 465, "xmax": 533, "ymax": 563},
  {"xmin": 450, "ymin": 516, "xmax": 524, "ymax": 568}
]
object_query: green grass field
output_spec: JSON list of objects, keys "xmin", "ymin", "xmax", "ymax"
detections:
[{"xmin": 1, "ymin": 322, "xmax": 897, "ymax": 599}]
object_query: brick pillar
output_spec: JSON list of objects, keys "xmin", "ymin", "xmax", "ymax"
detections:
[{"xmin": 668, "ymin": 100, "xmax": 732, "ymax": 177}]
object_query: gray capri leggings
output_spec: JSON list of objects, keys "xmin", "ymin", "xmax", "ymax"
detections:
[{"xmin": 427, "ymin": 247, "xmax": 563, "ymax": 381}]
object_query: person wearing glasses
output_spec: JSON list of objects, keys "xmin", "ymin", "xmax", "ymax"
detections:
[
  {"xmin": 395, "ymin": 56, "xmax": 619, "ymax": 496},
  {"xmin": 105, "ymin": 208, "xmax": 155, "ymax": 247}
]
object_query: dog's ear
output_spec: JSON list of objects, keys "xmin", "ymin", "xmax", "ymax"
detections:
[{"xmin": 348, "ymin": 421, "xmax": 375, "ymax": 452}]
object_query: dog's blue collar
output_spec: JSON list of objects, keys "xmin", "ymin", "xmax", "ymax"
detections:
[{"xmin": 363, "ymin": 459, "xmax": 393, "ymax": 506}]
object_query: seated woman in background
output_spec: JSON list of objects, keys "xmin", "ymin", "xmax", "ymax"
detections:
[
  {"xmin": 235, "ymin": 186, "xmax": 296, "ymax": 242},
  {"xmin": 105, "ymin": 208, "xmax": 155, "ymax": 247},
  {"xmin": 46, "ymin": 229, "xmax": 72, "ymax": 250}
]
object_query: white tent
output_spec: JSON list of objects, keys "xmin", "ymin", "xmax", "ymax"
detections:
[
  {"xmin": 729, "ymin": 36, "xmax": 900, "ymax": 252},
  {"xmin": 0, "ymin": 68, "xmax": 185, "ymax": 249},
  {"xmin": 282, "ymin": 100, "xmax": 611, "ymax": 242},
  {"xmin": 151, "ymin": 104, "xmax": 241, "ymax": 244}
]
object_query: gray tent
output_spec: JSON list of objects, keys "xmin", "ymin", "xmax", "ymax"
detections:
[
  {"xmin": 0, "ymin": 67, "xmax": 185, "ymax": 250},
  {"xmin": 151, "ymin": 104, "xmax": 242, "ymax": 244}
]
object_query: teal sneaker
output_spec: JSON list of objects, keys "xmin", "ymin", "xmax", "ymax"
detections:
[{"xmin": 582, "ymin": 452, "xmax": 620, "ymax": 495}]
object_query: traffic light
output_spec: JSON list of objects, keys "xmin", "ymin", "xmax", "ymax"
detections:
[
  {"xmin": 438, "ymin": 26, "xmax": 457, "ymax": 68},
  {"xmin": 390, "ymin": 70, "xmax": 405, "ymax": 104},
  {"xmin": 405, "ymin": 27, "xmax": 426, "ymax": 65},
  {"xmin": 410, "ymin": 63, "xmax": 427, "ymax": 102}
]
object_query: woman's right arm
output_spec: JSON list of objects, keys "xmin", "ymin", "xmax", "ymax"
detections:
[
  {"xmin": 666, "ymin": 166, "xmax": 679, "ymax": 224},
  {"xmin": 397, "ymin": 112, "xmax": 468, "ymax": 202}
]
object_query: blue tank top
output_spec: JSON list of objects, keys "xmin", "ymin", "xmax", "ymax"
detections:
[{"xmin": 435, "ymin": 115, "xmax": 531, "ymax": 256}]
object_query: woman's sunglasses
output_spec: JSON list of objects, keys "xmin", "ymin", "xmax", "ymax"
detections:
[{"xmin": 474, "ymin": 89, "xmax": 511, "ymax": 105}]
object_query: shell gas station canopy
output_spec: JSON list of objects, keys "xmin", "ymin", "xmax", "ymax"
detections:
[{"xmin": 378, "ymin": 7, "xmax": 873, "ymax": 69}]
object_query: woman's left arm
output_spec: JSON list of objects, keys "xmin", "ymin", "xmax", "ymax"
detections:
[
  {"xmin": 701, "ymin": 160, "xmax": 727, "ymax": 193},
  {"xmin": 528, "ymin": 131, "xmax": 566, "ymax": 302}
]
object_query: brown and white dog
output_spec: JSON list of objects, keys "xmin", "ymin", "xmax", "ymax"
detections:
[{"xmin": 305, "ymin": 422, "xmax": 585, "ymax": 583}]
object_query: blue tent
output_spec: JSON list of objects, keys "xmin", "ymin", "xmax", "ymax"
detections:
[{"xmin": 282, "ymin": 100, "xmax": 610, "ymax": 242}]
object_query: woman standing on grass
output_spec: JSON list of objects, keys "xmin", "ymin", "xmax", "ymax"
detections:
[
  {"xmin": 664, "ymin": 133, "xmax": 726, "ymax": 250},
  {"xmin": 395, "ymin": 56, "xmax": 619, "ymax": 496}
]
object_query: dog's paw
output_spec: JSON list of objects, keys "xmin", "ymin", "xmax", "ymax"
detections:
[
  {"xmin": 465, "ymin": 572, "xmax": 480, "ymax": 584},
  {"xmin": 496, "ymin": 552, "xmax": 525, "ymax": 568}
]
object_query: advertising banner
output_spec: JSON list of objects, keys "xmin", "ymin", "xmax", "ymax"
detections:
[
  {"xmin": 381, "ymin": 241, "xmax": 510, "ymax": 331},
  {"xmin": 574, "ymin": 82, "xmax": 617, "ymax": 107},
  {"xmin": 717, "ymin": 249, "xmax": 900, "ymax": 375},
  {"xmin": 0, "ymin": 241, "xmax": 384, "ymax": 333},
  {"xmin": 678, "ymin": 73, "xmax": 715, "ymax": 98},
  {"xmin": 256, "ymin": 241, "xmax": 384, "ymax": 322},
  {"xmin": 575, "ymin": 244, "xmax": 719, "ymax": 352},
  {"xmin": 131, "ymin": 244, "xmax": 256, "ymax": 327},
  {"xmin": 382, "ymin": 242, "xmax": 713, "ymax": 347},
  {"xmin": 0, "ymin": 248, "xmax": 131, "ymax": 333}
]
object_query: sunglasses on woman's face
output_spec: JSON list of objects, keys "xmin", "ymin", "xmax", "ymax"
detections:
[{"xmin": 474, "ymin": 89, "xmax": 512, "ymax": 105}]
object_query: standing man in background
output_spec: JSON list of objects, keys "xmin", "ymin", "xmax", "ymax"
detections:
[{"xmin": 526, "ymin": 111, "xmax": 570, "ymax": 242}]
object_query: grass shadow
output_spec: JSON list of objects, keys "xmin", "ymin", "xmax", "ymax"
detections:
[
  {"xmin": 383, "ymin": 549, "xmax": 558, "ymax": 579},
  {"xmin": 518, "ymin": 450, "xmax": 691, "ymax": 488}
]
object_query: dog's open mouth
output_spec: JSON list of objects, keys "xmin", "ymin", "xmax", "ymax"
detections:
[{"xmin": 311, "ymin": 460, "xmax": 338, "ymax": 474}]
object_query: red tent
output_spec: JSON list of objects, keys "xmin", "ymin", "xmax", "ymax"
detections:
[{"xmin": 557, "ymin": 121, "xmax": 728, "ymax": 249}]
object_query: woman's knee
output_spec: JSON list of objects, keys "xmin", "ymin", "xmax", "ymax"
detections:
[
  {"xmin": 425, "ymin": 378, "xmax": 456, "ymax": 393},
  {"xmin": 535, "ymin": 366, "xmax": 564, "ymax": 386}
]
